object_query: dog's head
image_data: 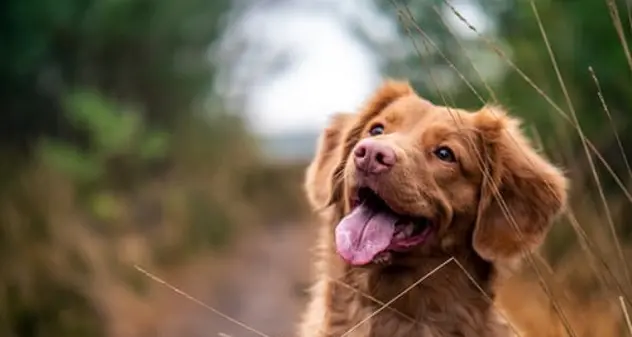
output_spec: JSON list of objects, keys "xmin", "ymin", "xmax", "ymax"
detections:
[{"xmin": 305, "ymin": 80, "xmax": 568, "ymax": 267}]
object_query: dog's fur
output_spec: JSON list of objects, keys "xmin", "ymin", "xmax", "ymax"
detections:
[{"xmin": 299, "ymin": 80, "xmax": 568, "ymax": 337}]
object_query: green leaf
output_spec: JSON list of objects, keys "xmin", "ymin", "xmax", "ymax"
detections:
[
  {"xmin": 39, "ymin": 140, "xmax": 103, "ymax": 184},
  {"xmin": 138, "ymin": 130, "xmax": 170, "ymax": 160},
  {"xmin": 89, "ymin": 192, "xmax": 122, "ymax": 222},
  {"xmin": 64, "ymin": 90, "xmax": 141, "ymax": 155}
]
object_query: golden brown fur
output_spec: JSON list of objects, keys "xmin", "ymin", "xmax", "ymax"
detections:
[{"xmin": 299, "ymin": 80, "xmax": 569, "ymax": 337}]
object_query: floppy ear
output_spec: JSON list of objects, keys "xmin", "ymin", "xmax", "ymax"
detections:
[
  {"xmin": 472, "ymin": 106, "xmax": 569, "ymax": 261},
  {"xmin": 304, "ymin": 113, "xmax": 355, "ymax": 210}
]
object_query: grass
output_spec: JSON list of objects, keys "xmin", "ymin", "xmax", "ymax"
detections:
[
  {"xmin": 385, "ymin": 1, "xmax": 632, "ymax": 335},
  {"xmin": 3, "ymin": 0, "xmax": 632, "ymax": 336},
  {"xmin": 119, "ymin": 1, "xmax": 632, "ymax": 335}
]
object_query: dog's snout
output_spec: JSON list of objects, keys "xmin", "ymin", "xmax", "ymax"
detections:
[{"xmin": 353, "ymin": 139, "xmax": 396, "ymax": 174}]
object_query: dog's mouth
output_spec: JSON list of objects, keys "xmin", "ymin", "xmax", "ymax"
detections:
[{"xmin": 335, "ymin": 187, "xmax": 434, "ymax": 266}]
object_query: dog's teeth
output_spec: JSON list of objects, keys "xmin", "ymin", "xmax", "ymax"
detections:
[
  {"xmin": 404, "ymin": 224, "xmax": 414, "ymax": 236},
  {"xmin": 394, "ymin": 223, "xmax": 414, "ymax": 239},
  {"xmin": 373, "ymin": 251, "xmax": 393, "ymax": 265}
]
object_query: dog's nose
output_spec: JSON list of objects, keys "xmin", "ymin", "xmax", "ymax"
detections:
[{"xmin": 353, "ymin": 139, "xmax": 396, "ymax": 174}]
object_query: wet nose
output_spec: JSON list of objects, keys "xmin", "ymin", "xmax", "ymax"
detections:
[{"xmin": 353, "ymin": 139, "xmax": 396, "ymax": 174}]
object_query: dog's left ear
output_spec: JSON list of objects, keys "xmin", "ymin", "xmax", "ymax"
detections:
[
  {"xmin": 472, "ymin": 106, "xmax": 569, "ymax": 261},
  {"xmin": 304, "ymin": 113, "xmax": 355, "ymax": 210}
]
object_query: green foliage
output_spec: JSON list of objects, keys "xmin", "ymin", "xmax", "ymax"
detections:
[
  {"xmin": 1, "ymin": 0, "xmax": 230, "ymax": 145},
  {"xmin": 41, "ymin": 90, "xmax": 170, "ymax": 187},
  {"xmin": 40, "ymin": 140, "xmax": 103, "ymax": 185},
  {"xmin": 0, "ymin": 0, "xmax": 239, "ymax": 335},
  {"xmin": 386, "ymin": 0, "xmax": 632, "ymax": 146}
]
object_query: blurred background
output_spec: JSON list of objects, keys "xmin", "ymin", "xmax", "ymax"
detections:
[{"xmin": 2, "ymin": 0, "xmax": 632, "ymax": 336}]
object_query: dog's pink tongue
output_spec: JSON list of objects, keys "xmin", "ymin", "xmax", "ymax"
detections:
[{"xmin": 335, "ymin": 203, "xmax": 397, "ymax": 265}]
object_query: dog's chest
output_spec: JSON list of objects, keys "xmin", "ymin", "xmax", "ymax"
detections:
[
  {"xmin": 326, "ymin": 303, "xmax": 512, "ymax": 337},
  {"xmin": 337, "ymin": 312, "xmax": 466, "ymax": 337}
]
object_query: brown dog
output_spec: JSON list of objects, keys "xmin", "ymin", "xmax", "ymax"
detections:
[{"xmin": 299, "ymin": 80, "xmax": 568, "ymax": 337}]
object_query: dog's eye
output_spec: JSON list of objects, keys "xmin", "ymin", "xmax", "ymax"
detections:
[
  {"xmin": 434, "ymin": 146, "xmax": 456, "ymax": 162},
  {"xmin": 368, "ymin": 124, "xmax": 385, "ymax": 136}
]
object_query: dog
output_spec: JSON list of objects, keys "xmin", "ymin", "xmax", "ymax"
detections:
[{"xmin": 299, "ymin": 80, "xmax": 568, "ymax": 337}]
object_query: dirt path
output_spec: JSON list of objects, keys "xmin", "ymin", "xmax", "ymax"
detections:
[{"xmin": 151, "ymin": 223, "xmax": 315, "ymax": 337}]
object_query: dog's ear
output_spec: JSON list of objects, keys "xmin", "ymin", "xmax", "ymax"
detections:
[
  {"xmin": 304, "ymin": 80, "xmax": 416, "ymax": 211},
  {"xmin": 304, "ymin": 113, "xmax": 355, "ymax": 210},
  {"xmin": 472, "ymin": 106, "xmax": 568, "ymax": 261}
]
